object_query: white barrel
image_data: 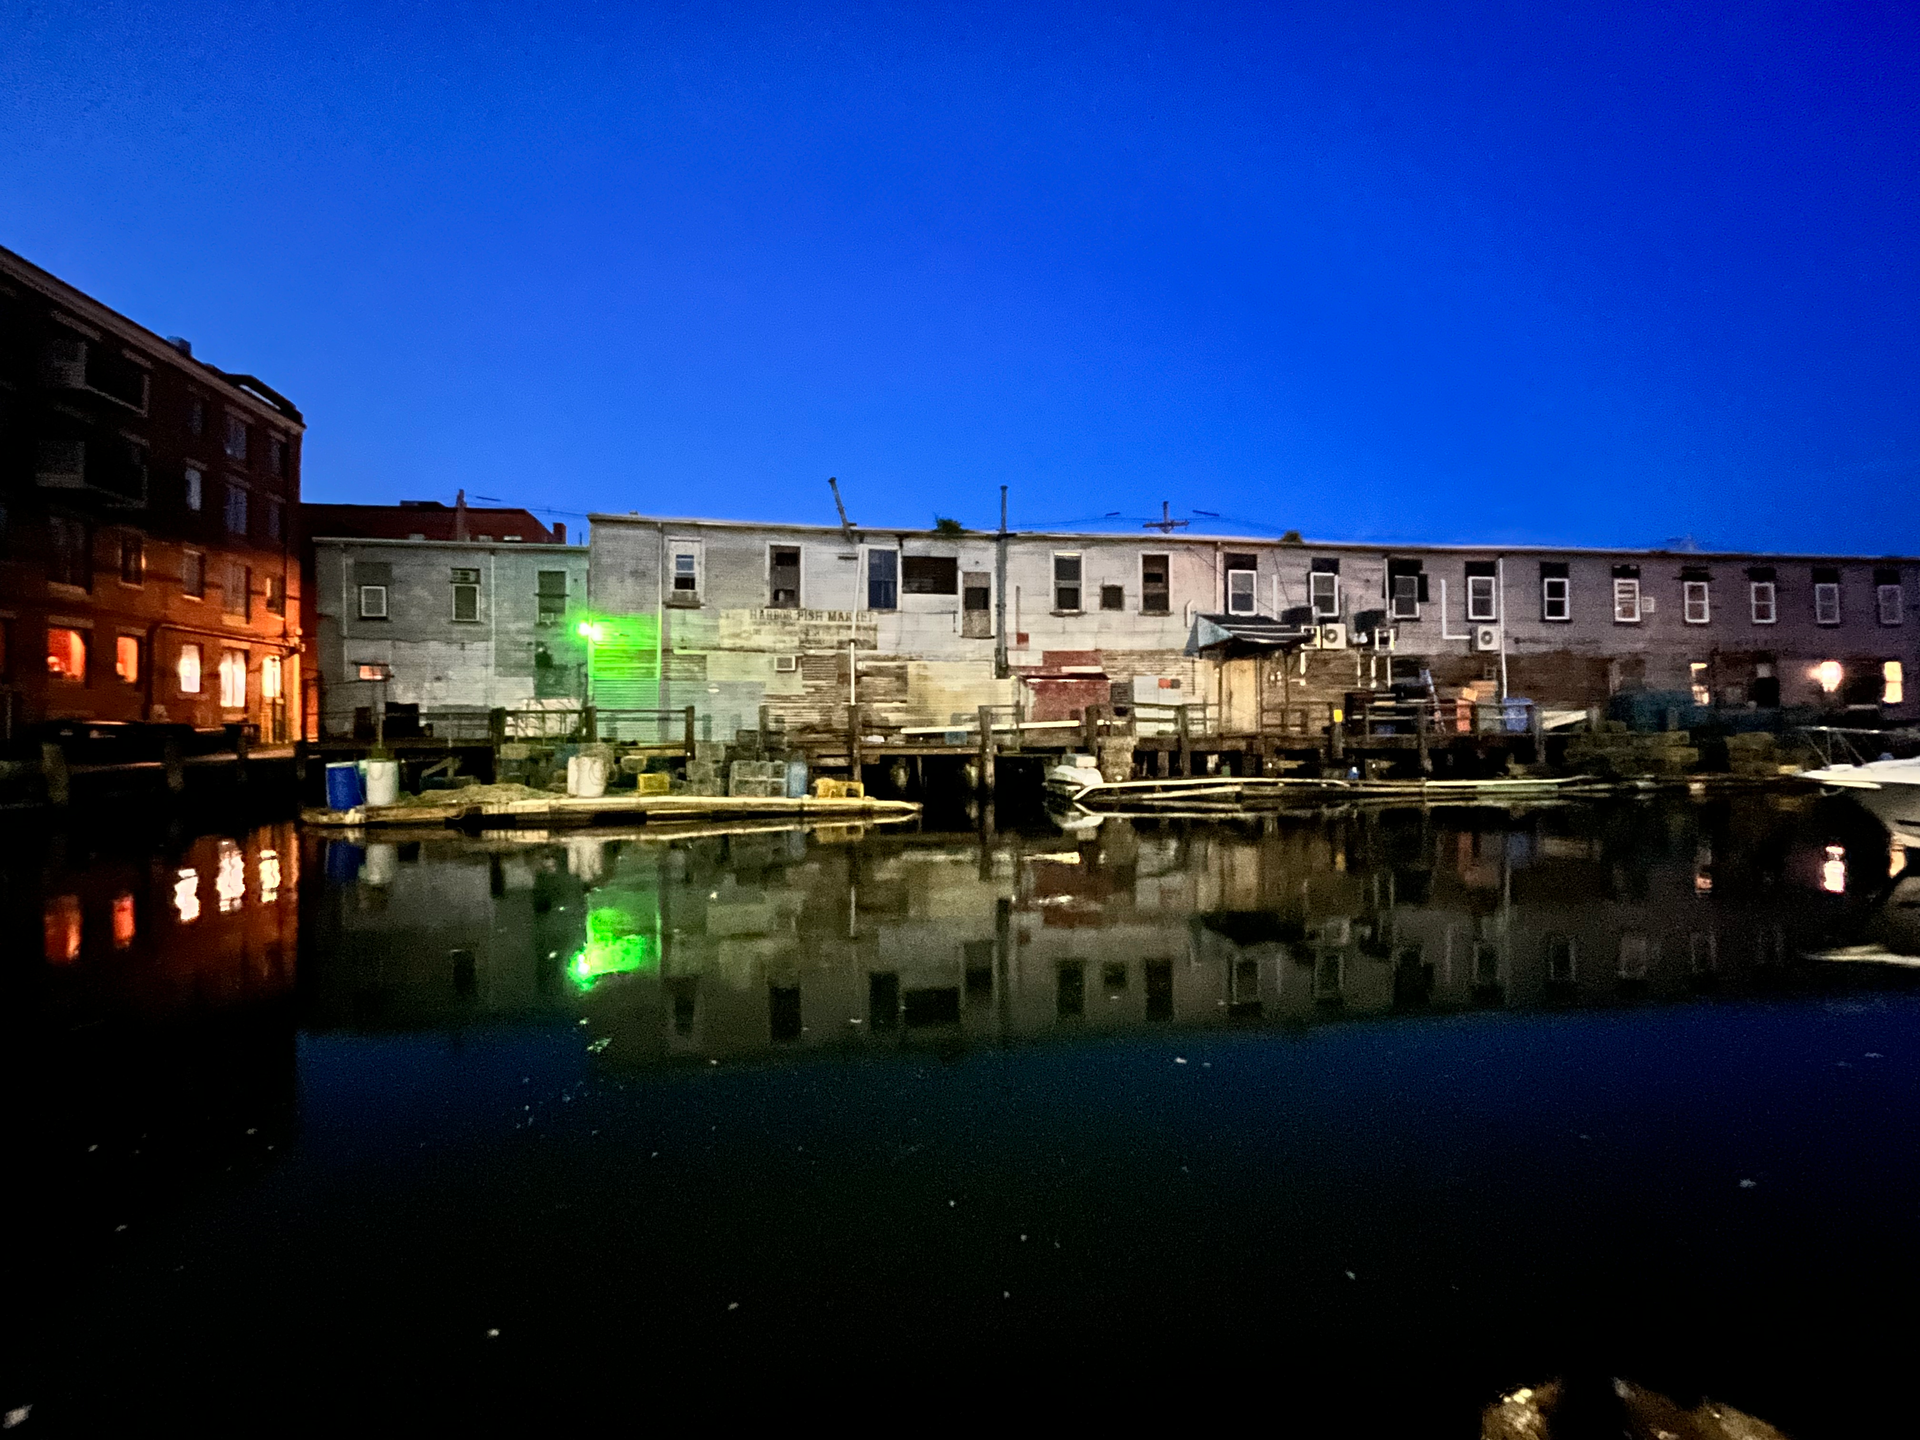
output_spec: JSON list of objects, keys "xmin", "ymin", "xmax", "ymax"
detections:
[
  {"xmin": 567, "ymin": 753, "xmax": 609, "ymax": 798},
  {"xmin": 364, "ymin": 759, "xmax": 401, "ymax": 807}
]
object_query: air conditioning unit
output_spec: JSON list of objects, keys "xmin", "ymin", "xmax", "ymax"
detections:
[
  {"xmin": 1316, "ymin": 917, "xmax": 1352, "ymax": 947},
  {"xmin": 1472, "ymin": 624, "xmax": 1501, "ymax": 653},
  {"xmin": 1318, "ymin": 622, "xmax": 1349, "ymax": 650},
  {"xmin": 1370, "ymin": 625, "xmax": 1397, "ymax": 651},
  {"xmin": 774, "ymin": 655, "xmax": 799, "ymax": 673}
]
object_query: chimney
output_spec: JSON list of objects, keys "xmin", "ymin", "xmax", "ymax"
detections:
[
  {"xmin": 552, "ymin": 521, "xmax": 566, "ymax": 544},
  {"xmin": 166, "ymin": 336, "xmax": 192, "ymax": 357},
  {"xmin": 454, "ymin": 489, "xmax": 469, "ymax": 542}
]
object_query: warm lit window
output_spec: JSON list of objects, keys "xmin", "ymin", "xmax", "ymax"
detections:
[
  {"xmin": 261, "ymin": 654, "xmax": 283, "ymax": 700},
  {"xmin": 1879, "ymin": 585, "xmax": 1903, "ymax": 626},
  {"xmin": 174, "ymin": 867, "xmax": 200, "ymax": 923},
  {"xmin": 1690, "ymin": 661, "xmax": 1710, "ymax": 706},
  {"xmin": 44, "ymin": 895, "xmax": 82, "ymax": 963},
  {"xmin": 216, "ymin": 838, "xmax": 245, "ymax": 912},
  {"xmin": 119, "ymin": 536, "xmax": 144, "ymax": 586},
  {"xmin": 1813, "ymin": 660, "xmax": 1843, "ymax": 693},
  {"xmin": 1542, "ymin": 576, "xmax": 1570, "ymax": 621},
  {"xmin": 112, "ymin": 892, "xmax": 136, "ymax": 949},
  {"xmin": 177, "ymin": 642, "xmax": 203, "ymax": 694},
  {"xmin": 1613, "ymin": 578, "xmax": 1642, "ymax": 623},
  {"xmin": 46, "ymin": 627, "xmax": 87, "ymax": 682},
  {"xmin": 219, "ymin": 649, "xmax": 247, "ymax": 708},
  {"xmin": 1053, "ymin": 553, "xmax": 1082, "ymax": 612},
  {"xmin": 1814, "ymin": 581, "xmax": 1841, "ymax": 625},
  {"xmin": 1683, "ymin": 581, "xmax": 1710, "ymax": 624},
  {"xmin": 1884, "ymin": 661, "xmax": 1904, "ymax": 705},
  {"xmin": 265, "ymin": 574, "xmax": 286, "ymax": 615},
  {"xmin": 1141, "ymin": 554, "xmax": 1170, "ymax": 615},
  {"xmin": 1750, "ymin": 582, "xmax": 1776, "ymax": 624},
  {"xmin": 116, "ymin": 635, "xmax": 140, "ymax": 684},
  {"xmin": 451, "ymin": 567, "xmax": 481, "ymax": 622},
  {"xmin": 1224, "ymin": 553, "xmax": 1256, "ymax": 615}
]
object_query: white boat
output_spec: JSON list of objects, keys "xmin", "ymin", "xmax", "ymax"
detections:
[
  {"xmin": 1800, "ymin": 756, "xmax": 1920, "ymax": 844},
  {"xmin": 1044, "ymin": 754, "xmax": 1104, "ymax": 802}
]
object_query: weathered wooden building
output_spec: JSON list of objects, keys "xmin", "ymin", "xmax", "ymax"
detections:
[{"xmin": 586, "ymin": 513, "xmax": 1918, "ymax": 748}]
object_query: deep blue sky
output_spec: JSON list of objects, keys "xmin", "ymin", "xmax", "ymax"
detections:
[{"xmin": 5, "ymin": 1, "xmax": 1917, "ymax": 551}]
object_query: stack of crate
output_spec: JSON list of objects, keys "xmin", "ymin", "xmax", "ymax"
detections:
[
  {"xmin": 1563, "ymin": 721, "xmax": 1700, "ymax": 777},
  {"xmin": 684, "ymin": 741, "xmax": 728, "ymax": 796},
  {"xmin": 728, "ymin": 760, "xmax": 788, "ymax": 797}
]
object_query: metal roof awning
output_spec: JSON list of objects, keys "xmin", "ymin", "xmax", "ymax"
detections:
[{"xmin": 1185, "ymin": 613, "xmax": 1314, "ymax": 656}]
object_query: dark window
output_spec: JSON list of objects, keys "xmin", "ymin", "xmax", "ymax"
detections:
[
  {"xmin": 189, "ymin": 398, "xmax": 206, "ymax": 437},
  {"xmin": 1056, "ymin": 961, "xmax": 1085, "ymax": 1018},
  {"xmin": 1541, "ymin": 560, "xmax": 1570, "ymax": 621},
  {"xmin": 355, "ymin": 559, "xmax": 391, "ymax": 620},
  {"xmin": 48, "ymin": 515, "xmax": 91, "ymax": 590},
  {"xmin": 269, "ymin": 436, "xmax": 291, "ymax": 478},
  {"xmin": 903, "ymin": 987, "xmax": 960, "ymax": 1026},
  {"xmin": 224, "ymin": 563, "xmax": 251, "ymax": 618},
  {"xmin": 866, "ymin": 549, "xmax": 898, "ymax": 610},
  {"xmin": 1141, "ymin": 553, "xmax": 1170, "ymax": 614},
  {"xmin": 1144, "ymin": 959, "xmax": 1173, "ymax": 1020},
  {"xmin": 85, "ymin": 345, "xmax": 147, "ymax": 409},
  {"xmin": 963, "ymin": 577, "xmax": 991, "ymax": 610},
  {"xmin": 265, "ymin": 574, "xmax": 286, "ymax": 616},
  {"xmin": 451, "ymin": 567, "xmax": 481, "ymax": 622},
  {"xmin": 1611, "ymin": 563, "xmax": 1640, "ymax": 579},
  {"xmin": 1053, "ymin": 554, "xmax": 1082, "ymax": 612},
  {"xmin": 902, "ymin": 555, "xmax": 957, "ymax": 595},
  {"xmin": 1875, "ymin": 567, "xmax": 1901, "ymax": 587},
  {"xmin": 769, "ymin": 546, "xmax": 801, "ymax": 607},
  {"xmin": 265, "ymin": 498, "xmax": 282, "ymax": 542},
  {"xmin": 868, "ymin": 972, "xmax": 900, "ymax": 1030},
  {"xmin": 1100, "ymin": 584, "xmax": 1125, "ymax": 610},
  {"xmin": 769, "ymin": 985, "xmax": 802, "ymax": 1041},
  {"xmin": 1746, "ymin": 565, "xmax": 1776, "ymax": 583},
  {"xmin": 119, "ymin": 535, "xmax": 144, "ymax": 586},
  {"xmin": 224, "ymin": 482, "xmax": 248, "ymax": 536},
  {"xmin": 1311, "ymin": 557, "xmax": 1340, "ymax": 573},
  {"xmin": 1387, "ymin": 558, "xmax": 1427, "ymax": 617},
  {"xmin": 182, "ymin": 550, "xmax": 205, "ymax": 599},
  {"xmin": 224, "ymin": 415, "xmax": 249, "ymax": 462},
  {"xmin": 536, "ymin": 570, "xmax": 567, "ymax": 626}
]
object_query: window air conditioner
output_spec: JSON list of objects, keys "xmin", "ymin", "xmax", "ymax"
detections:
[
  {"xmin": 1317, "ymin": 917, "xmax": 1352, "ymax": 946},
  {"xmin": 1318, "ymin": 622, "xmax": 1348, "ymax": 650},
  {"xmin": 774, "ymin": 655, "xmax": 799, "ymax": 673},
  {"xmin": 1472, "ymin": 624, "xmax": 1501, "ymax": 653}
]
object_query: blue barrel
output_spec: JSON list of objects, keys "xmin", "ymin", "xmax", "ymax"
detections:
[
  {"xmin": 326, "ymin": 761, "xmax": 367, "ymax": 810},
  {"xmin": 1503, "ymin": 699, "xmax": 1532, "ymax": 734},
  {"xmin": 785, "ymin": 758, "xmax": 810, "ymax": 799}
]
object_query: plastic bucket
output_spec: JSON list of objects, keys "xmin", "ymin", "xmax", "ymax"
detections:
[
  {"xmin": 567, "ymin": 754, "xmax": 609, "ymax": 799},
  {"xmin": 325, "ymin": 762, "xmax": 366, "ymax": 811},
  {"xmin": 364, "ymin": 759, "xmax": 401, "ymax": 807}
]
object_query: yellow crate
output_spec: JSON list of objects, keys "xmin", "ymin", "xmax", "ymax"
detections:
[
  {"xmin": 635, "ymin": 771, "xmax": 670, "ymax": 795},
  {"xmin": 812, "ymin": 778, "xmax": 865, "ymax": 799}
]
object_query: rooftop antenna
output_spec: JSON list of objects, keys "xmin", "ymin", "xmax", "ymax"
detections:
[
  {"xmin": 827, "ymin": 477, "xmax": 857, "ymax": 548},
  {"xmin": 1143, "ymin": 501, "xmax": 1190, "ymax": 534}
]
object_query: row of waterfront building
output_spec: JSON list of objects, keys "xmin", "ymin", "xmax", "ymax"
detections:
[{"xmin": 4, "ymin": 241, "xmax": 1916, "ymax": 750}]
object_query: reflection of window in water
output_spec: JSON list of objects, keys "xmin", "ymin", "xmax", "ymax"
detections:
[
  {"xmin": 258, "ymin": 849, "xmax": 281, "ymax": 905},
  {"xmin": 1545, "ymin": 935, "xmax": 1576, "ymax": 985},
  {"xmin": 1231, "ymin": 958, "xmax": 1261, "ymax": 1012},
  {"xmin": 1102, "ymin": 962, "xmax": 1128, "ymax": 996},
  {"xmin": 1145, "ymin": 959, "xmax": 1174, "ymax": 1021},
  {"xmin": 112, "ymin": 892, "xmax": 136, "ymax": 948},
  {"xmin": 174, "ymin": 868, "xmax": 201, "ymax": 924},
  {"xmin": 1618, "ymin": 933, "xmax": 1650, "ymax": 980},
  {"xmin": 1313, "ymin": 952, "xmax": 1342, "ymax": 1002},
  {"xmin": 769, "ymin": 985, "xmax": 802, "ymax": 1042},
  {"xmin": 1472, "ymin": 942, "xmax": 1501, "ymax": 991},
  {"xmin": 216, "ymin": 839, "xmax": 246, "ymax": 913},
  {"xmin": 1057, "ymin": 962, "xmax": 1085, "ymax": 1018},
  {"xmin": 1690, "ymin": 932, "xmax": 1717, "ymax": 973},
  {"xmin": 44, "ymin": 895, "xmax": 82, "ymax": 963},
  {"xmin": 1822, "ymin": 845, "xmax": 1846, "ymax": 895},
  {"xmin": 668, "ymin": 978, "xmax": 698, "ymax": 1038}
]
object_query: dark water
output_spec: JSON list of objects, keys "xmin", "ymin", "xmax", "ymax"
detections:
[{"xmin": 4, "ymin": 794, "xmax": 1920, "ymax": 1430}]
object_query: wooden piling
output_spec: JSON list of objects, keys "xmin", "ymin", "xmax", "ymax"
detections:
[
  {"xmin": 163, "ymin": 734, "xmax": 186, "ymax": 795},
  {"xmin": 1418, "ymin": 703, "xmax": 1431, "ymax": 776},
  {"xmin": 41, "ymin": 742, "xmax": 70, "ymax": 807},
  {"xmin": 682, "ymin": 706, "xmax": 697, "ymax": 755},
  {"xmin": 976, "ymin": 705, "xmax": 997, "ymax": 795},
  {"xmin": 1176, "ymin": 705, "xmax": 1191, "ymax": 777}
]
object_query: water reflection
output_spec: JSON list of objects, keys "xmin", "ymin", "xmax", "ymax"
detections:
[{"xmin": 297, "ymin": 794, "xmax": 1910, "ymax": 1061}]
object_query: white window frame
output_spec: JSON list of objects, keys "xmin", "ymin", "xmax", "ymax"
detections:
[
  {"xmin": 261, "ymin": 654, "xmax": 283, "ymax": 700},
  {"xmin": 767, "ymin": 542, "xmax": 803, "ymax": 609},
  {"xmin": 1750, "ymin": 581, "xmax": 1776, "ymax": 624},
  {"xmin": 663, "ymin": 538, "xmax": 704, "ymax": 605},
  {"xmin": 1388, "ymin": 572, "xmax": 1421, "ymax": 620},
  {"xmin": 450, "ymin": 567, "xmax": 481, "ymax": 623},
  {"xmin": 1613, "ymin": 578, "xmax": 1642, "ymax": 624},
  {"xmin": 358, "ymin": 584, "xmax": 389, "ymax": 619},
  {"xmin": 1878, "ymin": 584, "xmax": 1904, "ymax": 626},
  {"xmin": 1814, "ymin": 582, "xmax": 1841, "ymax": 626},
  {"xmin": 1466, "ymin": 574, "xmax": 1498, "ymax": 623},
  {"xmin": 177, "ymin": 641, "xmax": 203, "ymax": 695},
  {"xmin": 1052, "ymin": 551, "xmax": 1083, "ymax": 614},
  {"xmin": 218, "ymin": 648, "xmax": 247, "ymax": 709},
  {"xmin": 1308, "ymin": 570, "xmax": 1341, "ymax": 618},
  {"xmin": 1541, "ymin": 576, "xmax": 1570, "ymax": 622},
  {"xmin": 1683, "ymin": 580, "xmax": 1710, "ymax": 625},
  {"xmin": 1225, "ymin": 564, "xmax": 1256, "ymax": 616},
  {"xmin": 184, "ymin": 466, "xmax": 203, "ymax": 512},
  {"xmin": 863, "ymin": 546, "xmax": 899, "ymax": 612}
]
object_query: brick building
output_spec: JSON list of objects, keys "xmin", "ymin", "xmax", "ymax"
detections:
[{"xmin": 0, "ymin": 245, "xmax": 305, "ymax": 741}]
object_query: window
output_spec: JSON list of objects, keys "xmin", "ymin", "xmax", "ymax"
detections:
[
  {"xmin": 119, "ymin": 535, "xmax": 145, "ymax": 586},
  {"xmin": 537, "ymin": 570, "xmax": 568, "ymax": 625},
  {"xmin": 1690, "ymin": 661, "xmax": 1710, "ymax": 706},
  {"xmin": 902, "ymin": 555, "xmax": 958, "ymax": 596},
  {"xmin": 667, "ymin": 539, "xmax": 703, "ymax": 603},
  {"xmin": 1683, "ymin": 580, "xmax": 1711, "ymax": 625},
  {"xmin": 962, "ymin": 572, "xmax": 992, "ymax": 637},
  {"xmin": 1100, "ymin": 584, "xmax": 1126, "ymax": 611},
  {"xmin": 1141, "ymin": 554, "xmax": 1170, "ymax": 614},
  {"xmin": 261, "ymin": 654, "xmax": 283, "ymax": 700},
  {"xmin": 182, "ymin": 549, "xmax": 206, "ymax": 599},
  {"xmin": 269, "ymin": 436, "xmax": 290, "ymax": 477},
  {"xmin": 1541, "ymin": 561, "xmax": 1570, "ymax": 622},
  {"xmin": 768, "ymin": 546, "xmax": 801, "ymax": 607},
  {"xmin": 224, "ymin": 563, "xmax": 250, "ymax": 618},
  {"xmin": 265, "ymin": 497, "xmax": 282, "ymax": 542},
  {"xmin": 1545, "ymin": 936, "xmax": 1576, "ymax": 985},
  {"xmin": 189, "ymin": 398, "xmax": 206, "ymax": 437},
  {"xmin": 1750, "ymin": 581, "xmax": 1777, "ymax": 624},
  {"xmin": 1465, "ymin": 562, "xmax": 1497, "ymax": 622},
  {"xmin": 224, "ymin": 414, "xmax": 248, "ymax": 462},
  {"xmin": 1884, "ymin": 662, "xmax": 1906, "ymax": 705},
  {"xmin": 219, "ymin": 649, "xmax": 247, "ymax": 708},
  {"xmin": 355, "ymin": 559, "xmax": 391, "ymax": 619},
  {"xmin": 1814, "ymin": 582, "xmax": 1841, "ymax": 626},
  {"xmin": 1309, "ymin": 559, "xmax": 1341, "ymax": 617},
  {"xmin": 265, "ymin": 574, "xmax": 286, "ymax": 615},
  {"xmin": 49, "ymin": 515, "xmax": 92, "ymax": 590},
  {"xmin": 1225, "ymin": 552, "xmax": 1256, "ymax": 615},
  {"xmin": 1612, "ymin": 565, "xmax": 1642, "ymax": 623},
  {"xmin": 451, "ymin": 567, "xmax": 481, "ymax": 622},
  {"xmin": 224, "ymin": 482, "xmax": 248, "ymax": 537},
  {"xmin": 116, "ymin": 635, "xmax": 140, "ymax": 684},
  {"xmin": 1053, "ymin": 553, "xmax": 1082, "ymax": 612},
  {"xmin": 46, "ymin": 627, "xmax": 87, "ymax": 682},
  {"xmin": 184, "ymin": 466, "xmax": 202, "ymax": 512},
  {"xmin": 866, "ymin": 548, "xmax": 898, "ymax": 610},
  {"xmin": 177, "ymin": 642, "xmax": 202, "ymax": 694},
  {"xmin": 1878, "ymin": 584, "xmax": 1904, "ymax": 626}
]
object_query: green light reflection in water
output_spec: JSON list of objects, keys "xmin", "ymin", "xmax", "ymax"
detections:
[{"xmin": 568, "ymin": 897, "xmax": 662, "ymax": 990}]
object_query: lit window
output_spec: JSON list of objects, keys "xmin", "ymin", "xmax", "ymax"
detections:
[
  {"xmin": 1821, "ymin": 844, "xmax": 1846, "ymax": 895},
  {"xmin": 216, "ymin": 839, "xmax": 245, "ymax": 913},
  {"xmin": 1683, "ymin": 581, "xmax": 1710, "ymax": 624},
  {"xmin": 1613, "ymin": 578, "xmax": 1642, "ymax": 623},
  {"xmin": 1813, "ymin": 660, "xmax": 1843, "ymax": 693},
  {"xmin": 1878, "ymin": 585, "xmax": 1903, "ymax": 626},
  {"xmin": 1542, "ymin": 576, "xmax": 1570, "ymax": 621},
  {"xmin": 1690, "ymin": 661, "xmax": 1710, "ymax": 706},
  {"xmin": 46, "ymin": 627, "xmax": 87, "ymax": 682},
  {"xmin": 451, "ymin": 567, "xmax": 481, "ymax": 622},
  {"xmin": 174, "ymin": 867, "xmax": 201, "ymax": 923},
  {"xmin": 261, "ymin": 654, "xmax": 282, "ymax": 699},
  {"xmin": 1052, "ymin": 553, "xmax": 1082, "ymax": 612},
  {"xmin": 177, "ymin": 642, "xmax": 202, "ymax": 694},
  {"xmin": 258, "ymin": 849, "xmax": 281, "ymax": 905},
  {"xmin": 219, "ymin": 649, "xmax": 247, "ymax": 709},
  {"xmin": 1884, "ymin": 661, "xmax": 1904, "ymax": 705},
  {"xmin": 44, "ymin": 895, "xmax": 82, "ymax": 963},
  {"xmin": 115, "ymin": 635, "xmax": 140, "ymax": 684},
  {"xmin": 112, "ymin": 892, "xmax": 136, "ymax": 948},
  {"xmin": 1750, "ymin": 582, "xmax": 1776, "ymax": 624},
  {"xmin": 1814, "ymin": 582, "xmax": 1841, "ymax": 626}
]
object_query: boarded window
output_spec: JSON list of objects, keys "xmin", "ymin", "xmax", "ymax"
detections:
[
  {"xmin": 902, "ymin": 555, "xmax": 957, "ymax": 595},
  {"xmin": 768, "ymin": 546, "xmax": 801, "ymax": 607},
  {"xmin": 1141, "ymin": 553, "xmax": 1170, "ymax": 614},
  {"xmin": 1053, "ymin": 553, "xmax": 1082, "ymax": 612},
  {"xmin": 537, "ymin": 570, "xmax": 567, "ymax": 625}
]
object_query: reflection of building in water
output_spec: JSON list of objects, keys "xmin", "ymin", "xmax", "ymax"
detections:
[
  {"xmin": 26, "ymin": 824, "xmax": 299, "ymax": 1023},
  {"xmin": 297, "ymin": 797, "xmax": 1848, "ymax": 1065}
]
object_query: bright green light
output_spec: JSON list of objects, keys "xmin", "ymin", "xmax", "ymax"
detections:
[
  {"xmin": 576, "ymin": 620, "xmax": 605, "ymax": 643},
  {"xmin": 567, "ymin": 904, "xmax": 661, "ymax": 990}
]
